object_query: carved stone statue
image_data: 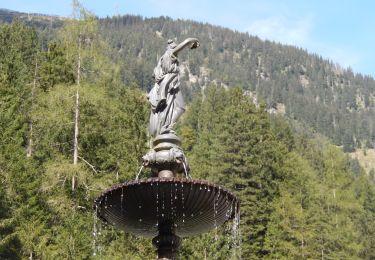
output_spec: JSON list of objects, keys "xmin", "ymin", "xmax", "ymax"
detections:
[
  {"xmin": 143, "ymin": 38, "xmax": 199, "ymax": 178},
  {"xmin": 148, "ymin": 38, "xmax": 200, "ymax": 137}
]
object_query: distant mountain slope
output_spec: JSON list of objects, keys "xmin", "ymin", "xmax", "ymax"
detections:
[
  {"xmin": 99, "ymin": 15, "xmax": 375, "ymax": 151},
  {"xmin": 1, "ymin": 10, "xmax": 375, "ymax": 150},
  {"xmin": 0, "ymin": 8, "xmax": 63, "ymax": 42},
  {"xmin": 0, "ymin": 8, "xmax": 21, "ymax": 22}
]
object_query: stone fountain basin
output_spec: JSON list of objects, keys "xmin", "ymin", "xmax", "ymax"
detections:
[{"xmin": 94, "ymin": 178, "xmax": 239, "ymax": 238}]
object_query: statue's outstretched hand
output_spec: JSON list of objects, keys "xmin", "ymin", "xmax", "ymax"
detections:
[{"xmin": 190, "ymin": 40, "xmax": 200, "ymax": 49}]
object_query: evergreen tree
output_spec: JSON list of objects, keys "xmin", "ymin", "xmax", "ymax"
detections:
[
  {"xmin": 182, "ymin": 86, "xmax": 288, "ymax": 258},
  {"xmin": 0, "ymin": 19, "xmax": 40, "ymax": 259},
  {"xmin": 38, "ymin": 41, "xmax": 75, "ymax": 91}
]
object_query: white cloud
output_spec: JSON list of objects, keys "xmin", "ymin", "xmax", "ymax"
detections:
[
  {"xmin": 246, "ymin": 15, "xmax": 312, "ymax": 47},
  {"xmin": 246, "ymin": 15, "xmax": 364, "ymax": 73},
  {"xmin": 320, "ymin": 45, "xmax": 362, "ymax": 69}
]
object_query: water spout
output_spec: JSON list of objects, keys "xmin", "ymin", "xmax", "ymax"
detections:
[
  {"xmin": 182, "ymin": 161, "xmax": 191, "ymax": 179},
  {"xmin": 135, "ymin": 165, "xmax": 144, "ymax": 180}
]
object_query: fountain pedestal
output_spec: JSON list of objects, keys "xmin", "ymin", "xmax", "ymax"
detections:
[
  {"xmin": 152, "ymin": 221, "xmax": 181, "ymax": 260},
  {"xmin": 143, "ymin": 133, "xmax": 188, "ymax": 178}
]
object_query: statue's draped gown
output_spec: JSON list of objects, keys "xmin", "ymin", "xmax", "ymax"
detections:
[{"xmin": 148, "ymin": 48, "xmax": 185, "ymax": 137}]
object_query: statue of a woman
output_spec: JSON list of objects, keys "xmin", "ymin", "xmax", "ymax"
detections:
[{"xmin": 148, "ymin": 38, "xmax": 200, "ymax": 137}]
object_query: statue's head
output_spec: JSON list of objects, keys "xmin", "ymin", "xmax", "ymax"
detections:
[{"xmin": 167, "ymin": 39, "xmax": 177, "ymax": 49}]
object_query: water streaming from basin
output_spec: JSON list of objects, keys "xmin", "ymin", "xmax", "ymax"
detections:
[{"xmin": 135, "ymin": 165, "xmax": 144, "ymax": 180}]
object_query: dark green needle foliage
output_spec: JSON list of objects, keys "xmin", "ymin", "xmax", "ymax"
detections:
[{"xmin": 1, "ymin": 3, "xmax": 375, "ymax": 259}]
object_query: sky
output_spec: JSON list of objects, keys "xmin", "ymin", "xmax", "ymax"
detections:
[{"xmin": 1, "ymin": 0, "xmax": 374, "ymax": 77}]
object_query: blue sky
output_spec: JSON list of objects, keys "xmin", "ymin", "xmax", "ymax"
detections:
[{"xmin": 1, "ymin": 0, "xmax": 374, "ymax": 77}]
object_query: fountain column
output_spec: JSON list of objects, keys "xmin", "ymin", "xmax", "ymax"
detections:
[
  {"xmin": 152, "ymin": 221, "xmax": 181, "ymax": 260},
  {"xmin": 143, "ymin": 133, "xmax": 186, "ymax": 259}
]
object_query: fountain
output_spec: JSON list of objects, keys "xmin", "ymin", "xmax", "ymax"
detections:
[{"xmin": 94, "ymin": 38, "xmax": 239, "ymax": 260}]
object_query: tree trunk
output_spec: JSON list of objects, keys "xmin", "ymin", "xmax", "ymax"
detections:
[
  {"xmin": 72, "ymin": 34, "xmax": 81, "ymax": 191},
  {"xmin": 73, "ymin": 89, "xmax": 79, "ymax": 165},
  {"xmin": 300, "ymin": 190, "xmax": 305, "ymax": 259},
  {"xmin": 27, "ymin": 59, "xmax": 38, "ymax": 157}
]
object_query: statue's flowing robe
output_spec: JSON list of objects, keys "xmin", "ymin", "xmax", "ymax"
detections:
[{"xmin": 148, "ymin": 49, "xmax": 185, "ymax": 137}]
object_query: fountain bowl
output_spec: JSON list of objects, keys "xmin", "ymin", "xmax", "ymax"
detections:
[{"xmin": 94, "ymin": 177, "xmax": 239, "ymax": 238}]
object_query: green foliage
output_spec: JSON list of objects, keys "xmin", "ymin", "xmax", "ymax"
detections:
[
  {"xmin": 0, "ymin": 188, "xmax": 22, "ymax": 259},
  {"xmin": 59, "ymin": 1, "xmax": 113, "ymax": 87},
  {"xmin": 38, "ymin": 41, "xmax": 75, "ymax": 91},
  {"xmin": 0, "ymin": 19, "xmax": 38, "ymax": 145},
  {"xmin": 0, "ymin": 12, "xmax": 151, "ymax": 259},
  {"xmin": 0, "ymin": 19, "xmax": 39, "ymax": 259},
  {"xmin": 180, "ymin": 86, "xmax": 288, "ymax": 258},
  {"xmin": 1, "ymin": 8, "xmax": 375, "ymax": 260}
]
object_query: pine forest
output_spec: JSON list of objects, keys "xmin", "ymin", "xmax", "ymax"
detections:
[{"xmin": 1, "ymin": 2, "xmax": 375, "ymax": 259}]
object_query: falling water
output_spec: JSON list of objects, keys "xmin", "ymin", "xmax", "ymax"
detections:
[
  {"xmin": 92, "ymin": 206, "xmax": 98, "ymax": 256},
  {"xmin": 213, "ymin": 191, "xmax": 217, "ymax": 241},
  {"xmin": 92, "ymin": 205, "xmax": 103, "ymax": 257},
  {"xmin": 135, "ymin": 165, "xmax": 144, "ymax": 180},
  {"xmin": 182, "ymin": 161, "xmax": 191, "ymax": 179},
  {"xmin": 170, "ymin": 183, "xmax": 174, "ymax": 221},
  {"xmin": 181, "ymin": 182, "xmax": 185, "ymax": 224},
  {"xmin": 156, "ymin": 182, "xmax": 159, "ymax": 227},
  {"xmin": 104, "ymin": 195, "xmax": 108, "ymax": 209},
  {"xmin": 161, "ymin": 188, "xmax": 165, "ymax": 219},
  {"xmin": 120, "ymin": 187, "xmax": 124, "ymax": 213},
  {"xmin": 231, "ymin": 202, "xmax": 241, "ymax": 259},
  {"xmin": 174, "ymin": 183, "xmax": 178, "ymax": 219},
  {"xmin": 213, "ymin": 188, "xmax": 221, "ymax": 242}
]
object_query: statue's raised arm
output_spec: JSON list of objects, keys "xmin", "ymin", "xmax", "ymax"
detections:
[
  {"xmin": 147, "ymin": 38, "xmax": 200, "ymax": 138},
  {"xmin": 172, "ymin": 38, "xmax": 200, "ymax": 56}
]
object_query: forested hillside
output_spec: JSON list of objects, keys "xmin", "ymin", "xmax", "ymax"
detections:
[
  {"xmin": 97, "ymin": 15, "xmax": 375, "ymax": 152},
  {"xmin": 1, "ymin": 5, "xmax": 375, "ymax": 260},
  {"xmin": 2, "ymin": 9, "xmax": 375, "ymax": 151}
]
